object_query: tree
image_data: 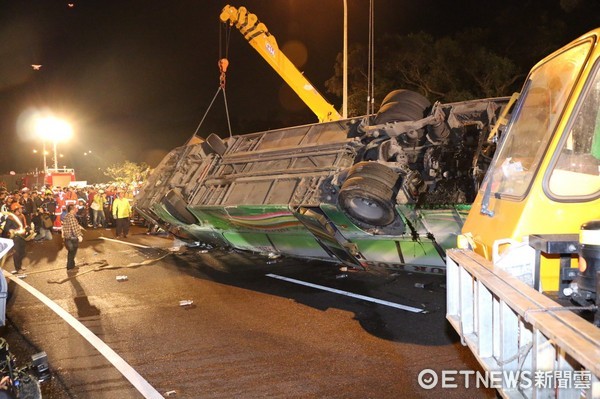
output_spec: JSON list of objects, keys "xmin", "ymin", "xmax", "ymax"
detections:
[
  {"xmin": 104, "ymin": 160, "xmax": 150, "ymax": 185},
  {"xmin": 325, "ymin": 31, "xmax": 523, "ymax": 115}
]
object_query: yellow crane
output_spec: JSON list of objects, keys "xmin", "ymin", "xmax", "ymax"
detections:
[{"xmin": 220, "ymin": 5, "xmax": 342, "ymax": 122}]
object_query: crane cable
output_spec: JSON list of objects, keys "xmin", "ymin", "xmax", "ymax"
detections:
[
  {"xmin": 191, "ymin": 20, "xmax": 233, "ymax": 140},
  {"xmin": 218, "ymin": 20, "xmax": 231, "ymax": 88},
  {"xmin": 219, "ymin": 21, "xmax": 233, "ymax": 138}
]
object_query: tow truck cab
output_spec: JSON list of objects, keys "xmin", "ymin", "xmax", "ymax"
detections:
[{"xmin": 462, "ymin": 28, "xmax": 600, "ymax": 292}]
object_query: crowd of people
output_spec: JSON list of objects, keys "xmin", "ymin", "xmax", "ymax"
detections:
[{"xmin": 0, "ymin": 184, "xmax": 135, "ymax": 273}]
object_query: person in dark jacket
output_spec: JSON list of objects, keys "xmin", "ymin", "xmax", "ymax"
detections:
[
  {"xmin": 31, "ymin": 190, "xmax": 43, "ymax": 210},
  {"xmin": 41, "ymin": 193, "xmax": 57, "ymax": 223},
  {"xmin": 20, "ymin": 191, "xmax": 35, "ymax": 225},
  {"xmin": 30, "ymin": 191, "xmax": 43, "ymax": 232}
]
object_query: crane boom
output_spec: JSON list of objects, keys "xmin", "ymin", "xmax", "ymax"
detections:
[{"xmin": 220, "ymin": 5, "xmax": 342, "ymax": 122}]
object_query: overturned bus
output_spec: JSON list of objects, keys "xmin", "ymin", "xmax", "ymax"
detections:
[{"xmin": 135, "ymin": 90, "xmax": 512, "ymax": 274}]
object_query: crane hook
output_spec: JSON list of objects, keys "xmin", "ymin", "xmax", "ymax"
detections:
[{"xmin": 218, "ymin": 58, "xmax": 229, "ymax": 88}]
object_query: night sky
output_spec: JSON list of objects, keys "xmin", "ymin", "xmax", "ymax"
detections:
[{"xmin": 0, "ymin": 0, "xmax": 598, "ymax": 176}]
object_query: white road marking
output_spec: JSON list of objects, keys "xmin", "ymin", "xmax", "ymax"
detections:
[
  {"xmin": 266, "ymin": 273, "xmax": 425, "ymax": 313},
  {"xmin": 4, "ymin": 270, "xmax": 164, "ymax": 399}
]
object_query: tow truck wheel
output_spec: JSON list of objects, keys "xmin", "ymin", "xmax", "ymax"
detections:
[
  {"xmin": 374, "ymin": 89, "xmax": 431, "ymax": 125},
  {"xmin": 347, "ymin": 161, "xmax": 399, "ymax": 189},
  {"xmin": 338, "ymin": 176, "xmax": 396, "ymax": 226},
  {"xmin": 162, "ymin": 189, "xmax": 198, "ymax": 225}
]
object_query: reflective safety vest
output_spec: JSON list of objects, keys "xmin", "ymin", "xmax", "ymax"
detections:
[{"xmin": 112, "ymin": 197, "xmax": 132, "ymax": 219}]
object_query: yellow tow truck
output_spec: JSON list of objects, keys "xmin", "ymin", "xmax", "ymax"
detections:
[{"xmin": 446, "ymin": 29, "xmax": 600, "ymax": 397}]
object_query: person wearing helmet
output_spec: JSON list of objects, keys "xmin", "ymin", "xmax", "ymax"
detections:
[{"xmin": 9, "ymin": 202, "xmax": 26, "ymax": 226}]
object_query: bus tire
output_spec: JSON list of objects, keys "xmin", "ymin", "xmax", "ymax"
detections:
[
  {"xmin": 347, "ymin": 161, "xmax": 398, "ymax": 189},
  {"xmin": 338, "ymin": 176, "xmax": 396, "ymax": 226}
]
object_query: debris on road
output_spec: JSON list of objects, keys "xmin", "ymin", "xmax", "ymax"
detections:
[
  {"xmin": 179, "ymin": 300, "xmax": 193, "ymax": 307},
  {"xmin": 116, "ymin": 275, "xmax": 128, "ymax": 282},
  {"xmin": 414, "ymin": 282, "xmax": 432, "ymax": 289}
]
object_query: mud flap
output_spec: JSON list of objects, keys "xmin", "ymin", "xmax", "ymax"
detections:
[{"xmin": 294, "ymin": 207, "xmax": 364, "ymax": 269}]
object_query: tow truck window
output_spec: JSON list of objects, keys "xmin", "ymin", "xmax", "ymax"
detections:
[
  {"xmin": 481, "ymin": 40, "xmax": 591, "ymax": 199},
  {"xmin": 547, "ymin": 59, "xmax": 600, "ymax": 198}
]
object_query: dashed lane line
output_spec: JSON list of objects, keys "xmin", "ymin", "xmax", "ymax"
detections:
[{"xmin": 266, "ymin": 273, "xmax": 425, "ymax": 313}]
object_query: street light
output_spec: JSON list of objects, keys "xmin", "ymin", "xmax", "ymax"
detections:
[{"xmin": 35, "ymin": 116, "xmax": 73, "ymax": 171}]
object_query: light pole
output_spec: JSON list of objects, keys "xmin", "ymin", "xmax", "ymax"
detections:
[
  {"xmin": 342, "ymin": 0, "xmax": 348, "ymax": 119},
  {"xmin": 33, "ymin": 148, "xmax": 48, "ymax": 174},
  {"xmin": 42, "ymin": 142, "xmax": 47, "ymax": 173},
  {"xmin": 52, "ymin": 140, "xmax": 59, "ymax": 169}
]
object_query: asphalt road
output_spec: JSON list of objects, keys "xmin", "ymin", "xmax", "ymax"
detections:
[{"xmin": 1, "ymin": 226, "xmax": 495, "ymax": 398}]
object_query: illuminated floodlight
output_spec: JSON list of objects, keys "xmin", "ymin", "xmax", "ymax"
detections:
[
  {"xmin": 35, "ymin": 117, "xmax": 73, "ymax": 142},
  {"xmin": 34, "ymin": 116, "xmax": 73, "ymax": 170}
]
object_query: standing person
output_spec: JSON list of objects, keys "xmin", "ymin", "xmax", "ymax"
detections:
[
  {"xmin": 61, "ymin": 204, "xmax": 83, "ymax": 271},
  {"xmin": 41, "ymin": 193, "xmax": 57, "ymax": 224},
  {"xmin": 64, "ymin": 187, "xmax": 78, "ymax": 202},
  {"xmin": 1, "ymin": 196, "xmax": 11, "ymax": 213},
  {"xmin": 104, "ymin": 187, "xmax": 116, "ymax": 227},
  {"xmin": 91, "ymin": 190, "xmax": 106, "ymax": 228},
  {"xmin": 30, "ymin": 191, "xmax": 43, "ymax": 232},
  {"xmin": 86, "ymin": 188, "xmax": 96, "ymax": 217},
  {"xmin": 20, "ymin": 190, "xmax": 34, "ymax": 225},
  {"xmin": 75, "ymin": 199, "xmax": 88, "ymax": 227},
  {"xmin": 0, "ymin": 204, "xmax": 27, "ymax": 273},
  {"xmin": 54, "ymin": 188, "xmax": 66, "ymax": 229},
  {"xmin": 63, "ymin": 187, "xmax": 78, "ymax": 221},
  {"xmin": 112, "ymin": 191, "xmax": 132, "ymax": 238},
  {"xmin": 31, "ymin": 190, "xmax": 43, "ymax": 211}
]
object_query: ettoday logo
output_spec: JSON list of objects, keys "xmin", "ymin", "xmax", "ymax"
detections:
[{"xmin": 417, "ymin": 369, "xmax": 438, "ymax": 389}]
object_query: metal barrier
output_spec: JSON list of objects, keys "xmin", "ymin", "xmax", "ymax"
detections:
[{"xmin": 446, "ymin": 249, "xmax": 600, "ymax": 398}]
